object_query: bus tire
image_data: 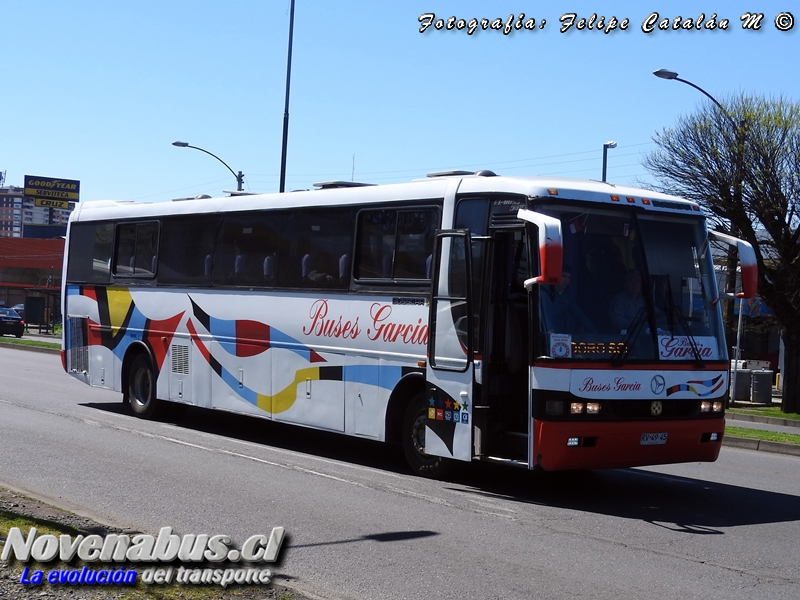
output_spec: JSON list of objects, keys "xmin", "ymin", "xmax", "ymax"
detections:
[
  {"xmin": 126, "ymin": 354, "xmax": 161, "ymax": 419},
  {"xmin": 402, "ymin": 393, "xmax": 451, "ymax": 479}
]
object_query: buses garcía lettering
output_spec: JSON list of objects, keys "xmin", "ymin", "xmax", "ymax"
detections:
[{"xmin": 367, "ymin": 303, "xmax": 428, "ymax": 344}]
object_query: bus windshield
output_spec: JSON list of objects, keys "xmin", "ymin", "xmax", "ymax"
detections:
[{"xmin": 535, "ymin": 206, "xmax": 724, "ymax": 362}]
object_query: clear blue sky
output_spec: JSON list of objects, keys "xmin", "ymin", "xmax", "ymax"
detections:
[{"xmin": 2, "ymin": 1, "xmax": 796, "ymax": 202}]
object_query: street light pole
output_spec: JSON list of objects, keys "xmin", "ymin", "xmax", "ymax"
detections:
[
  {"xmin": 653, "ymin": 69, "xmax": 728, "ymax": 114},
  {"xmin": 279, "ymin": 0, "xmax": 296, "ymax": 193},
  {"xmin": 652, "ymin": 68, "xmax": 744, "ymax": 404},
  {"xmin": 602, "ymin": 141, "xmax": 617, "ymax": 182},
  {"xmin": 172, "ymin": 141, "xmax": 244, "ymax": 192}
]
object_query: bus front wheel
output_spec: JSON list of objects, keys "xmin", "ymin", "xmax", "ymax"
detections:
[
  {"xmin": 402, "ymin": 393, "xmax": 451, "ymax": 479},
  {"xmin": 126, "ymin": 354, "xmax": 160, "ymax": 419}
]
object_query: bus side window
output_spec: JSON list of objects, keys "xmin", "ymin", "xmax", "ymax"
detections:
[
  {"xmin": 455, "ymin": 197, "xmax": 491, "ymax": 350},
  {"xmin": 113, "ymin": 222, "xmax": 158, "ymax": 278},
  {"xmin": 157, "ymin": 216, "xmax": 217, "ymax": 286},
  {"xmin": 114, "ymin": 224, "xmax": 136, "ymax": 276},
  {"xmin": 214, "ymin": 212, "xmax": 281, "ymax": 288},
  {"xmin": 65, "ymin": 222, "xmax": 113, "ymax": 284},
  {"xmin": 354, "ymin": 207, "xmax": 439, "ymax": 282},
  {"xmin": 279, "ymin": 208, "xmax": 354, "ymax": 290}
]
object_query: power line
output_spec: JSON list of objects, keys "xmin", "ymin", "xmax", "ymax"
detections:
[
  {"xmin": 247, "ymin": 141, "xmax": 657, "ymax": 180},
  {"xmin": 150, "ymin": 141, "xmax": 658, "ymax": 198}
]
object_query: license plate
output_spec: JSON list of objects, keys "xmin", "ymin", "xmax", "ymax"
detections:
[{"xmin": 640, "ymin": 432, "xmax": 668, "ymax": 445}]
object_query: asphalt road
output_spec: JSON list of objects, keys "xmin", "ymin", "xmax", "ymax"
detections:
[{"xmin": 2, "ymin": 347, "xmax": 799, "ymax": 599}]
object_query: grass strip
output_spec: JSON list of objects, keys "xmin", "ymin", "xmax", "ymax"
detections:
[
  {"xmin": 0, "ymin": 337, "xmax": 60, "ymax": 350},
  {"xmin": 725, "ymin": 425, "xmax": 800, "ymax": 445},
  {"xmin": 728, "ymin": 406, "xmax": 800, "ymax": 421}
]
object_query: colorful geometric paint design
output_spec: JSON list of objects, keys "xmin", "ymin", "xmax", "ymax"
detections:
[
  {"xmin": 185, "ymin": 299, "xmax": 407, "ymax": 415},
  {"xmin": 69, "ymin": 287, "xmax": 408, "ymax": 417},
  {"xmin": 189, "ymin": 298, "xmax": 326, "ymax": 362},
  {"xmin": 666, "ymin": 374, "xmax": 725, "ymax": 397},
  {"xmin": 78, "ymin": 286, "xmax": 184, "ymax": 372},
  {"xmin": 186, "ymin": 319, "xmax": 340, "ymax": 413}
]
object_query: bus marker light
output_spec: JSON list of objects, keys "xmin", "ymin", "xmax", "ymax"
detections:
[
  {"xmin": 567, "ymin": 437, "xmax": 580, "ymax": 447},
  {"xmin": 642, "ymin": 198, "xmax": 651, "ymax": 205},
  {"xmin": 547, "ymin": 189, "xmax": 558, "ymax": 196},
  {"xmin": 570, "ymin": 402, "xmax": 584, "ymax": 415},
  {"xmin": 610, "ymin": 195, "xmax": 620, "ymax": 202},
  {"xmin": 626, "ymin": 197, "xmax": 635, "ymax": 203}
]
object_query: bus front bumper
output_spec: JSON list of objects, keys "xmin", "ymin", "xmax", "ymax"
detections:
[{"xmin": 532, "ymin": 417, "xmax": 726, "ymax": 471}]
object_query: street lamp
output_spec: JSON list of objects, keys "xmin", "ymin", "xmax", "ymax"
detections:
[
  {"xmin": 652, "ymin": 69, "xmax": 744, "ymax": 404},
  {"xmin": 602, "ymin": 141, "xmax": 617, "ymax": 182},
  {"xmin": 279, "ymin": 0, "xmax": 296, "ymax": 193},
  {"xmin": 171, "ymin": 141, "xmax": 244, "ymax": 192},
  {"xmin": 653, "ymin": 69, "xmax": 730, "ymax": 114}
]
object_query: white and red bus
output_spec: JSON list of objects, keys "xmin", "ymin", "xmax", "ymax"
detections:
[{"xmin": 61, "ymin": 172, "xmax": 757, "ymax": 477}]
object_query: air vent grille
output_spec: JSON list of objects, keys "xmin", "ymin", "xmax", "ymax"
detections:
[{"xmin": 171, "ymin": 345, "xmax": 190, "ymax": 375}]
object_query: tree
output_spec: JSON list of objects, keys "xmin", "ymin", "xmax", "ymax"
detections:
[{"xmin": 642, "ymin": 94, "xmax": 800, "ymax": 413}]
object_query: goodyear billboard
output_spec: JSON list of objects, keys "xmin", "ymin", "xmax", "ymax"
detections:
[{"xmin": 24, "ymin": 175, "xmax": 80, "ymax": 205}]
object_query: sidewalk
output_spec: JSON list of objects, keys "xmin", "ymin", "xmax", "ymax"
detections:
[
  {"xmin": 724, "ymin": 390, "xmax": 800, "ymax": 457},
  {"xmin": 21, "ymin": 329, "xmax": 60, "ymax": 340},
  {"xmin": 0, "ymin": 330, "xmax": 60, "ymax": 354}
]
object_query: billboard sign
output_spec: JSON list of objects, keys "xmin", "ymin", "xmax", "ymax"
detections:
[
  {"xmin": 24, "ymin": 175, "xmax": 80, "ymax": 202},
  {"xmin": 33, "ymin": 198, "xmax": 71, "ymax": 209}
]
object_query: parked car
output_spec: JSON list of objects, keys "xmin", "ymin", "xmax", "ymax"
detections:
[
  {"xmin": 0, "ymin": 308, "xmax": 24, "ymax": 338},
  {"xmin": 10, "ymin": 304, "xmax": 25, "ymax": 320}
]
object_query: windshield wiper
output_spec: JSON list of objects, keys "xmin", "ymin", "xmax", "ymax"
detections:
[
  {"xmin": 664, "ymin": 277, "xmax": 705, "ymax": 368},
  {"xmin": 613, "ymin": 307, "xmax": 648, "ymax": 367}
]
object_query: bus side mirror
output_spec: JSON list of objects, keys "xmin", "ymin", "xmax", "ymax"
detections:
[
  {"xmin": 708, "ymin": 230, "xmax": 758, "ymax": 300},
  {"xmin": 517, "ymin": 209, "xmax": 563, "ymax": 290}
]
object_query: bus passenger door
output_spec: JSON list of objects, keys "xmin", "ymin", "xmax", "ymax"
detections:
[{"xmin": 425, "ymin": 230, "xmax": 474, "ymax": 462}]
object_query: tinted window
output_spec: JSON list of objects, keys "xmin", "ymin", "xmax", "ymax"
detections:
[
  {"xmin": 354, "ymin": 208, "xmax": 438, "ymax": 281},
  {"xmin": 277, "ymin": 208, "xmax": 354, "ymax": 289},
  {"xmin": 66, "ymin": 222, "xmax": 114, "ymax": 284},
  {"xmin": 113, "ymin": 222, "xmax": 159, "ymax": 278},
  {"xmin": 158, "ymin": 215, "xmax": 218, "ymax": 286},
  {"xmin": 214, "ymin": 212, "xmax": 282, "ymax": 287}
]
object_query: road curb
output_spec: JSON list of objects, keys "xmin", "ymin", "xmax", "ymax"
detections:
[
  {"xmin": 727, "ymin": 412, "xmax": 800, "ymax": 429},
  {"xmin": 723, "ymin": 435, "xmax": 800, "ymax": 457}
]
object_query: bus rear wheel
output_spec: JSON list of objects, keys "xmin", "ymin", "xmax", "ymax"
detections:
[
  {"xmin": 402, "ymin": 393, "xmax": 451, "ymax": 479},
  {"xmin": 126, "ymin": 354, "xmax": 161, "ymax": 419}
]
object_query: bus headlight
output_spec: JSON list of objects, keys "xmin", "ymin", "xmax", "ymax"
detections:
[
  {"xmin": 570, "ymin": 403, "xmax": 584, "ymax": 415},
  {"xmin": 700, "ymin": 401, "xmax": 712, "ymax": 413},
  {"xmin": 586, "ymin": 402, "xmax": 601, "ymax": 415},
  {"xmin": 712, "ymin": 402, "xmax": 724, "ymax": 412}
]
